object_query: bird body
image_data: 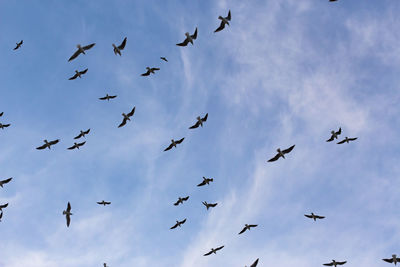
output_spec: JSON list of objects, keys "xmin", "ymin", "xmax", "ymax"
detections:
[
  {"xmin": 337, "ymin": 137, "xmax": 357, "ymax": 144},
  {"xmin": 304, "ymin": 212, "xmax": 325, "ymax": 221},
  {"xmin": 74, "ymin": 129, "xmax": 90, "ymax": 139},
  {"xmin": 97, "ymin": 200, "xmax": 111, "ymax": 206},
  {"xmin": 14, "ymin": 40, "xmax": 23, "ymax": 50},
  {"xmin": 267, "ymin": 145, "xmax": 295, "ymax": 162},
  {"xmin": 99, "ymin": 94, "xmax": 117, "ymax": 101},
  {"xmin": 197, "ymin": 177, "xmax": 214, "ymax": 186},
  {"xmin": 170, "ymin": 219, "xmax": 186, "ymax": 229},
  {"xmin": 189, "ymin": 113, "xmax": 208, "ymax": 129},
  {"xmin": 141, "ymin": 67, "xmax": 160, "ymax": 76},
  {"xmin": 238, "ymin": 224, "xmax": 258, "ymax": 234},
  {"xmin": 202, "ymin": 201, "xmax": 218, "ymax": 210},
  {"xmin": 326, "ymin": 128, "xmax": 341, "ymax": 142},
  {"xmin": 176, "ymin": 28, "xmax": 198, "ymax": 46},
  {"xmin": 174, "ymin": 196, "xmax": 189, "ymax": 206},
  {"xmin": 113, "ymin": 37, "xmax": 127, "ymax": 56},
  {"xmin": 323, "ymin": 260, "xmax": 347, "ymax": 266},
  {"xmin": 67, "ymin": 141, "xmax": 86, "ymax": 150},
  {"xmin": 164, "ymin": 138, "xmax": 185, "ymax": 151},
  {"xmin": 203, "ymin": 246, "xmax": 224, "ymax": 256},
  {"xmin": 69, "ymin": 68, "xmax": 88, "ymax": 80},
  {"xmin": 214, "ymin": 10, "xmax": 231, "ymax": 32},
  {"xmin": 118, "ymin": 107, "xmax": 135, "ymax": 128},
  {"xmin": 68, "ymin": 43, "xmax": 96, "ymax": 61},
  {"xmin": 63, "ymin": 202, "xmax": 72, "ymax": 227},
  {"xmin": 383, "ymin": 255, "xmax": 400, "ymax": 265},
  {"xmin": 36, "ymin": 139, "xmax": 60, "ymax": 150}
]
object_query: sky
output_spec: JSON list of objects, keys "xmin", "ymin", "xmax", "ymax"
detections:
[{"xmin": 0, "ymin": 0, "xmax": 400, "ymax": 266}]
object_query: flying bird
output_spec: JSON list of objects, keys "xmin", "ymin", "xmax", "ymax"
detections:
[
  {"xmin": 0, "ymin": 177, "xmax": 12, "ymax": 188},
  {"xmin": 174, "ymin": 196, "xmax": 189, "ymax": 206},
  {"xmin": 189, "ymin": 113, "xmax": 208, "ymax": 129},
  {"xmin": 304, "ymin": 213, "xmax": 325, "ymax": 221},
  {"xmin": 68, "ymin": 43, "xmax": 96, "ymax": 62},
  {"xmin": 197, "ymin": 177, "xmax": 214, "ymax": 186},
  {"xmin": 141, "ymin": 67, "xmax": 160, "ymax": 76},
  {"xmin": 0, "ymin": 203, "xmax": 8, "ymax": 211},
  {"xmin": 164, "ymin": 138, "xmax": 185, "ymax": 151},
  {"xmin": 267, "ymin": 145, "xmax": 295, "ymax": 162},
  {"xmin": 74, "ymin": 129, "xmax": 90, "ymax": 139},
  {"xmin": 67, "ymin": 141, "xmax": 86, "ymax": 150},
  {"xmin": 160, "ymin": 57, "xmax": 168, "ymax": 62},
  {"xmin": 383, "ymin": 255, "xmax": 400, "ymax": 265},
  {"xmin": 170, "ymin": 219, "xmax": 186, "ymax": 229},
  {"xmin": 113, "ymin": 37, "xmax": 127, "ymax": 56},
  {"xmin": 203, "ymin": 246, "xmax": 224, "ymax": 256},
  {"xmin": 202, "ymin": 201, "xmax": 218, "ymax": 210},
  {"xmin": 99, "ymin": 94, "xmax": 117, "ymax": 101},
  {"xmin": 118, "ymin": 107, "xmax": 135, "ymax": 128},
  {"xmin": 69, "ymin": 68, "xmax": 88, "ymax": 80},
  {"xmin": 36, "ymin": 139, "xmax": 60, "ymax": 150},
  {"xmin": 97, "ymin": 200, "xmax": 111, "ymax": 206},
  {"xmin": 176, "ymin": 27, "xmax": 198, "ymax": 46},
  {"xmin": 323, "ymin": 260, "xmax": 347, "ymax": 266},
  {"xmin": 214, "ymin": 10, "xmax": 231, "ymax": 32},
  {"xmin": 0, "ymin": 123, "xmax": 10, "ymax": 129},
  {"xmin": 13, "ymin": 40, "xmax": 23, "ymax": 50},
  {"xmin": 63, "ymin": 202, "xmax": 72, "ymax": 227},
  {"xmin": 337, "ymin": 137, "xmax": 357, "ymax": 144},
  {"xmin": 326, "ymin": 127, "xmax": 341, "ymax": 142},
  {"xmin": 238, "ymin": 224, "xmax": 258, "ymax": 234}
]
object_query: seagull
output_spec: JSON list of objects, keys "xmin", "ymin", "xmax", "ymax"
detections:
[
  {"xmin": 304, "ymin": 213, "xmax": 325, "ymax": 221},
  {"xmin": 69, "ymin": 68, "xmax": 88, "ymax": 80},
  {"xmin": 99, "ymin": 94, "xmax": 117, "ymax": 101},
  {"xmin": 63, "ymin": 202, "xmax": 72, "ymax": 227},
  {"xmin": 203, "ymin": 246, "xmax": 224, "ymax": 256},
  {"xmin": 383, "ymin": 255, "xmax": 400, "ymax": 265},
  {"xmin": 267, "ymin": 145, "xmax": 295, "ymax": 162},
  {"xmin": 326, "ymin": 127, "xmax": 341, "ymax": 142},
  {"xmin": 214, "ymin": 10, "xmax": 231, "ymax": 33},
  {"xmin": 197, "ymin": 177, "xmax": 214, "ymax": 186},
  {"xmin": 118, "ymin": 107, "xmax": 135, "ymax": 128},
  {"xmin": 68, "ymin": 43, "xmax": 96, "ymax": 61},
  {"xmin": 0, "ymin": 123, "xmax": 10, "ymax": 129},
  {"xmin": 164, "ymin": 138, "xmax": 185, "ymax": 151},
  {"xmin": 238, "ymin": 224, "xmax": 258, "ymax": 234},
  {"xmin": 0, "ymin": 203, "xmax": 8, "ymax": 211},
  {"xmin": 189, "ymin": 113, "xmax": 208, "ymax": 129},
  {"xmin": 202, "ymin": 201, "xmax": 218, "ymax": 210},
  {"xmin": 67, "ymin": 141, "xmax": 86, "ymax": 150},
  {"xmin": 176, "ymin": 28, "xmax": 198, "ymax": 46},
  {"xmin": 141, "ymin": 67, "xmax": 160, "ymax": 76},
  {"xmin": 36, "ymin": 139, "xmax": 60, "ymax": 150},
  {"xmin": 337, "ymin": 137, "xmax": 357, "ymax": 144},
  {"xmin": 13, "ymin": 40, "xmax": 23, "ymax": 50},
  {"xmin": 323, "ymin": 260, "xmax": 347, "ymax": 266},
  {"xmin": 160, "ymin": 57, "xmax": 168, "ymax": 62},
  {"xmin": 170, "ymin": 219, "xmax": 186, "ymax": 229},
  {"xmin": 97, "ymin": 200, "xmax": 111, "ymax": 206},
  {"xmin": 0, "ymin": 177, "xmax": 12, "ymax": 188},
  {"xmin": 74, "ymin": 129, "xmax": 90, "ymax": 139},
  {"xmin": 246, "ymin": 258, "xmax": 259, "ymax": 267},
  {"xmin": 174, "ymin": 196, "xmax": 189, "ymax": 206},
  {"xmin": 113, "ymin": 37, "xmax": 127, "ymax": 56}
]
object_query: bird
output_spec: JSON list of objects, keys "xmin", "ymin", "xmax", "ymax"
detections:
[
  {"xmin": 326, "ymin": 127, "xmax": 341, "ymax": 142},
  {"xmin": 238, "ymin": 224, "xmax": 258, "ymax": 234},
  {"xmin": 267, "ymin": 145, "xmax": 295, "ymax": 162},
  {"xmin": 74, "ymin": 129, "xmax": 90, "ymax": 139},
  {"xmin": 0, "ymin": 123, "xmax": 10, "ymax": 129},
  {"xmin": 337, "ymin": 137, "xmax": 357, "ymax": 144},
  {"xmin": 323, "ymin": 260, "xmax": 347, "ymax": 266},
  {"xmin": 174, "ymin": 196, "xmax": 189, "ymax": 206},
  {"xmin": 246, "ymin": 258, "xmax": 259, "ymax": 267},
  {"xmin": 63, "ymin": 202, "xmax": 72, "ymax": 227},
  {"xmin": 304, "ymin": 213, "xmax": 325, "ymax": 221},
  {"xmin": 68, "ymin": 43, "xmax": 96, "ymax": 61},
  {"xmin": 99, "ymin": 94, "xmax": 117, "ymax": 101},
  {"xmin": 189, "ymin": 113, "xmax": 208, "ymax": 129},
  {"xmin": 164, "ymin": 138, "xmax": 185, "ymax": 151},
  {"xmin": 0, "ymin": 203, "xmax": 8, "ymax": 211},
  {"xmin": 202, "ymin": 201, "xmax": 218, "ymax": 210},
  {"xmin": 67, "ymin": 141, "xmax": 86, "ymax": 150},
  {"xmin": 141, "ymin": 67, "xmax": 160, "ymax": 76},
  {"xmin": 197, "ymin": 177, "xmax": 214, "ymax": 186},
  {"xmin": 69, "ymin": 68, "xmax": 88, "ymax": 80},
  {"xmin": 214, "ymin": 10, "xmax": 231, "ymax": 33},
  {"xmin": 383, "ymin": 255, "xmax": 400, "ymax": 265},
  {"xmin": 170, "ymin": 219, "xmax": 186, "ymax": 229},
  {"xmin": 0, "ymin": 177, "xmax": 12, "ymax": 188},
  {"xmin": 36, "ymin": 139, "xmax": 60, "ymax": 150},
  {"xmin": 113, "ymin": 37, "xmax": 127, "ymax": 56},
  {"xmin": 160, "ymin": 57, "xmax": 168, "ymax": 62},
  {"xmin": 203, "ymin": 246, "xmax": 224, "ymax": 256},
  {"xmin": 97, "ymin": 200, "xmax": 111, "ymax": 206},
  {"xmin": 118, "ymin": 107, "xmax": 135, "ymax": 128},
  {"xmin": 13, "ymin": 40, "xmax": 23, "ymax": 50},
  {"xmin": 176, "ymin": 27, "xmax": 198, "ymax": 46}
]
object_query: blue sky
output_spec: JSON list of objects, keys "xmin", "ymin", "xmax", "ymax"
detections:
[{"xmin": 1, "ymin": 0, "xmax": 400, "ymax": 266}]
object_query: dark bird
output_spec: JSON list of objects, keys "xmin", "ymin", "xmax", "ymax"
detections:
[
  {"xmin": 323, "ymin": 260, "xmax": 347, "ymax": 266},
  {"xmin": 267, "ymin": 145, "xmax": 295, "ymax": 162},
  {"xmin": 203, "ymin": 246, "xmax": 224, "ymax": 256},
  {"xmin": 202, "ymin": 201, "xmax": 218, "ymax": 210},
  {"xmin": 238, "ymin": 224, "xmax": 258, "ymax": 234},
  {"xmin": 0, "ymin": 112, "xmax": 3, "ymax": 117},
  {"xmin": 97, "ymin": 200, "xmax": 111, "ymax": 206},
  {"xmin": 67, "ymin": 141, "xmax": 86, "ymax": 150},
  {"xmin": 36, "ymin": 139, "xmax": 60, "ymax": 150},
  {"xmin": 326, "ymin": 127, "xmax": 341, "ymax": 142},
  {"xmin": 0, "ymin": 177, "xmax": 12, "ymax": 188},
  {"xmin": 113, "ymin": 37, "xmax": 127, "ymax": 56},
  {"xmin": 383, "ymin": 255, "xmax": 400, "ymax": 265},
  {"xmin": 0, "ymin": 123, "xmax": 10, "ymax": 129},
  {"xmin": 69, "ymin": 68, "xmax": 88, "ymax": 80},
  {"xmin": 337, "ymin": 137, "xmax": 357, "ymax": 144},
  {"xmin": 176, "ymin": 28, "xmax": 198, "ymax": 46},
  {"xmin": 197, "ymin": 177, "xmax": 214, "ymax": 186},
  {"xmin": 246, "ymin": 258, "xmax": 259, "ymax": 267},
  {"xmin": 304, "ymin": 213, "xmax": 325, "ymax": 221},
  {"xmin": 74, "ymin": 129, "xmax": 90, "ymax": 139},
  {"xmin": 170, "ymin": 219, "xmax": 186, "ymax": 229},
  {"xmin": 0, "ymin": 203, "xmax": 8, "ymax": 211},
  {"xmin": 141, "ymin": 67, "xmax": 160, "ymax": 76},
  {"xmin": 63, "ymin": 202, "xmax": 72, "ymax": 227},
  {"xmin": 13, "ymin": 40, "xmax": 23, "ymax": 50},
  {"xmin": 189, "ymin": 113, "xmax": 208, "ymax": 129},
  {"xmin": 160, "ymin": 57, "xmax": 168, "ymax": 62},
  {"xmin": 214, "ymin": 10, "xmax": 231, "ymax": 32},
  {"xmin": 164, "ymin": 138, "xmax": 185, "ymax": 151},
  {"xmin": 118, "ymin": 107, "xmax": 135, "ymax": 128},
  {"xmin": 68, "ymin": 43, "xmax": 96, "ymax": 62},
  {"xmin": 174, "ymin": 196, "xmax": 189, "ymax": 206},
  {"xmin": 99, "ymin": 94, "xmax": 117, "ymax": 101}
]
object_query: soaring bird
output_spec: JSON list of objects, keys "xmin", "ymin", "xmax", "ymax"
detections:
[
  {"xmin": 0, "ymin": 177, "xmax": 12, "ymax": 188},
  {"xmin": 189, "ymin": 113, "xmax": 208, "ymax": 129},
  {"xmin": 69, "ymin": 68, "xmax": 88, "ymax": 80},
  {"xmin": 63, "ymin": 202, "xmax": 72, "ymax": 227},
  {"xmin": 214, "ymin": 10, "xmax": 231, "ymax": 32},
  {"xmin": 202, "ymin": 201, "xmax": 218, "ymax": 210},
  {"xmin": 323, "ymin": 260, "xmax": 347, "ymax": 266},
  {"xmin": 203, "ymin": 246, "xmax": 224, "ymax": 256},
  {"xmin": 197, "ymin": 177, "xmax": 214, "ymax": 186},
  {"xmin": 383, "ymin": 255, "xmax": 400, "ymax": 265},
  {"xmin": 0, "ymin": 203, "xmax": 8, "ymax": 211},
  {"xmin": 160, "ymin": 57, "xmax": 168, "ymax": 62},
  {"xmin": 118, "ymin": 107, "xmax": 135, "ymax": 128},
  {"xmin": 74, "ymin": 129, "xmax": 90, "ymax": 139},
  {"xmin": 337, "ymin": 137, "xmax": 357, "ymax": 144},
  {"xmin": 99, "ymin": 94, "xmax": 117, "ymax": 101},
  {"xmin": 238, "ymin": 224, "xmax": 258, "ymax": 234},
  {"xmin": 176, "ymin": 28, "xmax": 198, "ymax": 46},
  {"xmin": 174, "ymin": 196, "xmax": 189, "ymax": 206},
  {"xmin": 13, "ymin": 40, "xmax": 23, "ymax": 50},
  {"xmin": 246, "ymin": 258, "xmax": 259, "ymax": 267},
  {"xmin": 304, "ymin": 213, "xmax": 325, "ymax": 221},
  {"xmin": 0, "ymin": 123, "xmax": 10, "ymax": 129},
  {"xmin": 113, "ymin": 37, "xmax": 127, "ymax": 56},
  {"xmin": 326, "ymin": 127, "xmax": 341, "ymax": 142},
  {"xmin": 67, "ymin": 141, "xmax": 86, "ymax": 150},
  {"xmin": 97, "ymin": 200, "xmax": 111, "ymax": 206},
  {"xmin": 141, "ymin": 67, "xmax": 160, "ymax": 76},
  {"xmin": 170, "ymin": 219, "xmax": 186, "ymax": 229},
  {"xmin": 164, "ymin": 138, "xmax": 185, "ymax": 151},
  {"xmin": 267, "ymin": 145, "xmax": 295, "ymax": 162},
  {"xmin": 68, "ymin": 43, "xmax": 96, "ymax": 62},
  {"xmin": 36, "ymin": 139, "xmax": 60, "ymax": 150}
]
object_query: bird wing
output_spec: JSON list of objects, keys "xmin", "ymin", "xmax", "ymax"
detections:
[
  {"xmin": 84, "ymin": 129, "xmax": 90, "ymax": 135},
  {"xmin": 170, "ymin": 223, "xmax": 178, "ymax": 229},
  {"xmin": 336, "ymin": 127, "xmax": 341, "ymax": 135},
  {"xmin": 176, "ymin": 138, "xmax": 185, "ymax": 144},
  {"xmin": 238, "ymin": 227, "xmax": 247, "ymax": 234},
  {"xmin": 337, "ymin": 262, "xmax": 346, "ymax": 265},
  {"xmin": 3, "ymin": 124, "xmax": 10, "ymax": 127},
  {"xmin": 74, "ymin": 133, "xmax": 83, "ymax": 139},
  {"xmin": 348, "ymin": 137, "xmax": 357, "ymax": 141},
  {"xmin": 0, "ymin": 203, "xmax": 8, "ymax": 209},
  {"xmin": 127, "ymin": 107, "xmax": 136, "ymax": 117},
  {"xmin": 78, "ymin": 141, "xmax": 86, "ymax": 147},
  {"xmin": 267, "ymin": 153, "xmax": 280, "ymax": 162},
  {"xmin": 209, "ymin": 203, "xmax": 218, "ymax": 207},
  {"xmin": 80, "ymin": 68, "xmax": 88, "ymax": 74},
  {"xmin": 192, "ymin": 28, "xmax": 198, "ymax": 39},
  {"xmin": 202, "ymin": 113, "xmax": 208, "ymax": 122},
  {"xmin": 141, "ymin": 70, "xmax": 150, "ymax": 76},
  {"xmin": 49, "ymin": 139, "xmax": 60, "ymax": 145},
  {"xmin": 164, "ymin": 143, "xmax": 174, "ymax": 151},
  {"xmin": 249, "ymin": 224, "xmax": 258, "ymax": 228},
  {"xmin": 315, "ymin": 215, "xmax": 325, "ymax": 219},
  {"xmin": 66, "ymin": 214, "xmax": 70, "ymax": 227},
  {"xmin": 118, "ymin": 118, "xmax": 127, "ymax": 128},
  {"xmin": 36, "ymin": 144, "xmax": 47, "ymax": 150},
  {"xmin": 180, "ymin": 219, "xmax": 186, "ymax": 224},
  {"xmin": 337, "ymin": 139, "xmax": 346, "ymax": 144},
  {"xmin": 250, "ymin": 258, "xmax": 259, "ymax": 267},
  {"xmin": 182, "ymin": 196, "xmax": 189, "ymax": 201},
  {"xmin": 215, "ymin": 246, "xmax": 224, "ymax": 251},
  {"xmin": 69, "ymin": 73, "xmax": 79, "ymax": 80},
  {"xmin": 13, "ymin": 45, "xmax": 19, "ymax": 50},
  {"xmin": 282, "ymin": 145, "xmax": 295, "ymax": 154},
  {"xmin": 383, "ymin": 259, "xmax": 394, "ymax": 263},
  {"xmin": 226, "ymin": 10, "xmax": 231, "ymax": 21},
  {"xmin": 110, "ymin": 95, "xmax": 117, "ymax": 99},
  {"xmin": 326, "ymin": 135, "xmax": 334, "ymax": 142},
  {"xmin": 1, "ymin": 178, "xmax": 12, "ymax": 184},
  {"xmin": 323, "ymin": 264, "xmax": 334, "ymax": 266},
  {"xmin": 104, "ymin": 202, "xmax": 111, "ymax": 205},
  {"xmin": 151, "ymin": 68, "xmax": 160, "ymax": 71},
  {"xmin": 176, "ymin": 38, "xmax": 189, "ymax": 46},
  {"xmin": 173, "ymin": 201, "xmax": 179, "ymax": 206},
  {"xmin": 97, "ymin": 201, "xmax": 103, "ymax": 205},
  {"xmin": 83, "ymin": 43, "xmax": 96, "ymax": 50},
  {"xmin": 214, "ymin": 21, "xmax": 226, "ymax": 33},
  {"xmin": 197, "ymin": 181, "xmax": 206, "ymax": 186},
  {"xmin": 67, "ymin": 202, "xmax": 71, "ymax": 212},
  {"xmin": 99, "ymin": 96, "xmax": 107, "ymax": 100},
  {"xmin": 189, "ymin": 121, "xmax": 200, "ymax": 129},
  {"xmin": 68, "ymin": 49, "xmax": 81, "ymax": 61},
  {"xmin": 118, "ymin": 37, "xmax": 127, "ymax": 50},
  {"xmin": 304, "ymin": 214, "xmax": 312, "ymax": 218},
  {"xmin": 203, "ymin": 251, "xmax": 213, "ymax": 256}
]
